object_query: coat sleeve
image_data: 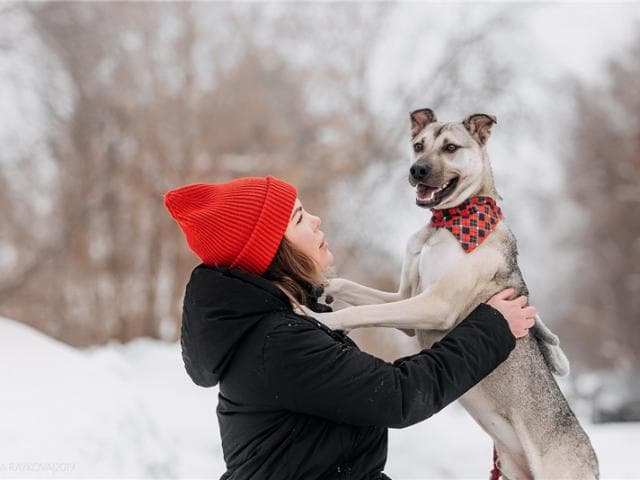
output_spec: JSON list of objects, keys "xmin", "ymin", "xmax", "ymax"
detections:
[{"xmin": 262, "ymin": 303, "xmax": 515, "ymax": 428}]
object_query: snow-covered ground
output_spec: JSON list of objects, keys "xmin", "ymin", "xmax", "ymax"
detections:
[{"xmin": 1, "ymin": 316, "xmax": 638, "ymax": 479}]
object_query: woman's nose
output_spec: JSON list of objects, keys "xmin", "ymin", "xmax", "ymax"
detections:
[{"xmin": 312, "ymin": 214, "xmax": 321, "ymax": 229}]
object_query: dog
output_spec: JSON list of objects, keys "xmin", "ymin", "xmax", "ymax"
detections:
[{"xmin": 307, "ymin": 109, "xmax": 599, "ymax": 479}]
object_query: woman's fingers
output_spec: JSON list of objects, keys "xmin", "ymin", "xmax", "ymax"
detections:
[
  {"xmin": 513, "ymin": 327, "xmax": 529, "ymax": 339},
  {"xmin": 487, "ymin": 289, "xmax": 540, "ymax": 339},
  {"xmin": 516, "ymin": 307, "xmax": 536, "ymax": 335},
  {"xmin": 492, "ymin": 288, "xmax": 515, "ymax": 301}
]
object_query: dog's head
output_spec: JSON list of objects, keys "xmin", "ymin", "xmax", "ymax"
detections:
[{"xmin": 408, "ymin": 108, "xmax": 497, "ymax": 210}]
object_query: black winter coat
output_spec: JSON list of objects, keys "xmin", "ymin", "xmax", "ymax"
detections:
[{"xmin": 180, "ymin": 264, "xmax": 516, "ymax": 480}]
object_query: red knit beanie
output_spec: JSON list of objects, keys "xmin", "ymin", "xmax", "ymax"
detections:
[{"xmin": 164, "ymin": 176, "xmax": 297, "ymax": 275}]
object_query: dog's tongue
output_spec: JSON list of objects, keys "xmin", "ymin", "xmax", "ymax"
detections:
[{"xmin": 417, "ymin": 184, "xmax": 438, "ymax": 201}]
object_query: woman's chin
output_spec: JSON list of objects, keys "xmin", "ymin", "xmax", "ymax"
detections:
[{"xmin": 321, "ymin": 250, "xmax": 334, "ymax": 270}]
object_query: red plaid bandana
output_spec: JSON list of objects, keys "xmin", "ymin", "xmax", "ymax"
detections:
[{"xmin": 430, "ymin": 196, "xmax": 503, "ymax": 253}]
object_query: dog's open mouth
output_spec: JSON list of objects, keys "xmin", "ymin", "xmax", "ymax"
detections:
[{"xmin": 416, "ymin": 177, "xmax": 459, "ymax": 208}]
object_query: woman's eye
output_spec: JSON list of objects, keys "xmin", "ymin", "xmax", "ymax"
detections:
[
  {"xmin": 445, "ymin": 143, "xmax": 458, "ymax": 152},
  {"xmin": 413, "ymin": 142, "xmax": 423, "ymax": 153},
  {"xmin": 296, "ymin": 214, "xmax": 303, "ymax": 225}
]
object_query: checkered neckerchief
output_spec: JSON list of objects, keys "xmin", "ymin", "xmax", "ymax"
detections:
[{"xmin": 430, "ymin": 196, "xmax": 503, "ymax": 253}]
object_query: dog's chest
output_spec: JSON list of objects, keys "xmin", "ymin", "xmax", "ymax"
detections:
[{"xmin": 415, "ymin": 227, "xmax": 467, "ymax": 294}]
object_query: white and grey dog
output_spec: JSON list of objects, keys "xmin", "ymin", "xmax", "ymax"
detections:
[{"xmin": 311, "ymin": 109, "xmax": 598, "ymax": 479}]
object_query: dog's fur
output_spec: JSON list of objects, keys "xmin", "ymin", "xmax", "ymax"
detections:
[{"xmin": 311, "ymin": 109, "xmax": 598, "ymax": 479}]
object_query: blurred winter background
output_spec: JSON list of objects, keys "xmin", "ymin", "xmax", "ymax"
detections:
[{"xmin": 1, "ymin": 1, "xmax": 639, "ymax": 478}]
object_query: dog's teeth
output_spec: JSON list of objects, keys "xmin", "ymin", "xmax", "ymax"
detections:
[{"xmin": 417, "ymin": 180, "xmax": 451, "ymax": 202}]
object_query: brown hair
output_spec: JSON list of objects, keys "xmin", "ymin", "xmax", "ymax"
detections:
[{"xmin": 263, "ymin": 237, "xmax": 329, "ymax": 308}]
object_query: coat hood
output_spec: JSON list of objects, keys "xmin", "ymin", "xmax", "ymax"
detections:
[{"xmin": 180, "ymin": 264, "xmax": 292, "ymax": 387}]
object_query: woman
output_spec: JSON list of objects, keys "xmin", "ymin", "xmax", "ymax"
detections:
[{"xmin": 164, "ymin": 176, "xmax": 536, "ymax": 480}]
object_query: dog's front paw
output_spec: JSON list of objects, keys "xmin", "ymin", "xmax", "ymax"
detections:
[
  {"xmin": 321, "ymin": 278, "xmax": 349, "ymax": 304},
  {"xmin": 294, "ymin": 304, "xmax": 316, "ymax": 317},
  {"xmin": 294, "ymin": 305, "xmax": 345, "ymax": 331},
  {"xmin": 313, "ymin": 311, "xmax": 345, "ymax": 331}
]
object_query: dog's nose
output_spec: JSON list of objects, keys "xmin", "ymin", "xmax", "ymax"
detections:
[{"xmin": 410, "ymin": 162, "xmax": 431, "ymax": 181}]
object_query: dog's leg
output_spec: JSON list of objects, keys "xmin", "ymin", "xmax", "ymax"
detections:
[
  {"xmin": 323, "ymin": 278, "xmax": 403, "ymax": 305},
  {"xmin": 313, "ymin": 248, "xmax": 503, "ymax": 331},
  {"xmin": 306, "ymin": 290, "xmax": 453, "ymax": 331},
  {"xmin": 323, "ymin": 227, "xmax": 428, "ymax": 306}
]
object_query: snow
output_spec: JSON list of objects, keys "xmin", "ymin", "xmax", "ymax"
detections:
[
  {"xmin": 1, "ymin": 316, "xmax": 639, "ymax": 479},
  {"xmin": 0, "ymin": 317, "xmax": 222, "ymax": 478}
]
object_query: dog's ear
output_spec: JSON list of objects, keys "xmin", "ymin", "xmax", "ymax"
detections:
[
  {"xmin": 462, "ymin": 113, "xmax": 497, "ymax": 145},
  {"xmin": 410, "ymin": 108, "xmax": 437, "ymax": 138}
]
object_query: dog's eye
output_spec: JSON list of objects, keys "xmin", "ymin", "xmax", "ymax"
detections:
[
  {"xmin": 413, "ymin": 143, "xmax": 423, "ymax": 153},
  {"xmin": 445, "ymin": 143, "xmax": 458, "ymax": 152}
]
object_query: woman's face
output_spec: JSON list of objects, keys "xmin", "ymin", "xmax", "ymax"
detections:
[{"xmin": 284, "ymin": 198, "xmax": 334, "ymax": 271}]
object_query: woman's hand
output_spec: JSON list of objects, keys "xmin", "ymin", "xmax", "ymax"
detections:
[{"xmin": 487, "ymin": 288, "xmax": 537, "ymax": 339}]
